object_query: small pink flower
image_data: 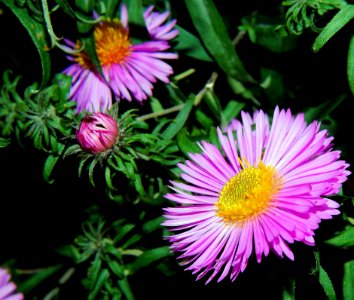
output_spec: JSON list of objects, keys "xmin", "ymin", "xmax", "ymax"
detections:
[
  {"xmin": 77, "ymin": 112, "xmax": 119, "ymax": 154},
  {"xmin": 63, "ymin": 4, "xmax": 179, "ymax": 113},
  {"xmin": 0, "ymin": 268, "xmax": 23, "ymax": 300}
]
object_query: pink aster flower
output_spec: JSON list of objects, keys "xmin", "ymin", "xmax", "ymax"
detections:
[
  {"xmin": 63, "ymin": 5, "xmax": 179, "ymax": 113},
  {"xmin": 77, "ymin": 112, "xmax": 119, "ymax": 154},
  {"xmin": 162, "ymin": 107, "xmax": 350, "ymax": 283},
  {"xmin": 0, "ymin": 268, "xmax": 23, "ymax": 300}
]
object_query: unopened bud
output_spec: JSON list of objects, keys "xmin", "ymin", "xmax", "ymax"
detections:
[{"xmin": 77, "ymin": 113, "xmax": 119, "ymax": 154}]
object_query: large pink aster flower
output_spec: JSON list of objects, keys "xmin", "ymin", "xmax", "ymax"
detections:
[
  {"xmin": 0, "ymin": 268, "xmax": 23, "ymax": 300},
  {"xmin": 63, "ymin": 5, "xmax": 178, "ymax": 113},
  {"xmin": 162, "ymin": 107, "xmax": 350, "ymax": 283}
]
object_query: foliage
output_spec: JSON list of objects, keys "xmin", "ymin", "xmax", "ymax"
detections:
[{"xmin": 0, "ymin": 0, "xmax": 353, "ymax": 299}]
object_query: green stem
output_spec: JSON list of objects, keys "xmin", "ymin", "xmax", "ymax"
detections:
[
  {"xmin": 137, "ymin": 104, "xmax": 184, "ymax": 121},
  {"xmin": 41, "ymin": 0, "xmax": 62, "ymax": 48}
]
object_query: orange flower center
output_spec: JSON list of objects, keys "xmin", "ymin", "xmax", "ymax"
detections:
[
  {"xmin": 216, "ymin": 159, "xmax": 282, "ymax": 224},
  {"xmin": 74, "ymin": 19, "xmax": 132, "ymax": 69}
]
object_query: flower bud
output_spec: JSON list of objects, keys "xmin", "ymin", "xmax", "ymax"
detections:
[{"xmin": 77, "ymin": 113, "xmax": 119, "ymax": 154}]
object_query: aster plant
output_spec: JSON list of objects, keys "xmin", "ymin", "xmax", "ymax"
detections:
[{"xmin": 0, "ymin": 0, "xmax": 354, "ymax": 299}]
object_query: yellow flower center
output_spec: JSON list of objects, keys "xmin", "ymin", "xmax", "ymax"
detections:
[
  {"xmin": 75, "ymin": 19, "xmax": 132, "ymax": 69},
  {"xmin": 216, "ymin": 160, "xmax": 282, "ymax": 224}
]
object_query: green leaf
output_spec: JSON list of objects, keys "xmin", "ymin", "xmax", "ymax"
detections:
[
  {"xmin": 117, "ymin": 278, "xmax": 135, "ymax": 300},
  {"xmin": 304, "ymin": 96, "xmax": 345, "ymax": 123},
  {"xmin": 43, "ymin": 154, "xmax": 60, "ymax": 184},
  {"xmin": 319, "ymin": 265, "xmax": 337, "ymax": 300},
  {"xmin": 161, "ymin": 95, "xmax": 195, "ymax": 140},
  {"xmin": 125, "ymin": 0, "xmax": 144, "ymax": 26},
  {"xmin": 2, "ymin": 0, "xmax": 51, "ymax": 88},
  {"xmin": 343, "ymin": 260, "xmax": 354, "ymax": 300},
  {"xmin": 347, "ymin": 34, "xmax": 354, "ymax": 96},
  {"xmin": 174, "ymin": 25, "xmax": 212, "ymax": 61},
  {"xmin": 222, "ymin": 100, "xmax": 245, "ymax": 125},
  {"xmin": 325, "ymin": 226, "xmax": 354, "ymax": 248},
  {"xmin": 0, "ymin": 137, "xmax": 10, "ymax": 148},
  {"xmin": 312, "ymin": 4, "xmax": 354, "ymax": 52},
  {"xmin": 150, "ymin": 97, "xmax": 164, "ymax": 113},
  {"xmin": 282, "ymin": 277, "xmax": 295, "ymax": 300},
  {"xmin": 88, "ymin": 269, "xmax": 110, "ymax": 300},
  {"xmin": 113, "ymin": 223, "xmax": 135, "ymax": 244},
  {"xmin": 240, "ymin": 14, "xmax": 297, "ymax": 53},
  {"xmin": 106, "ymin": 257, "xmax": 124, "ymax": 279},
  {"xmin": 126, "ymin": 246, "xmax": 171, "ymax": 275},
  {"xmin": 176, "ymin": 128, "xmax": 201, "ymax": 157},
  {"xmin": 18, "ymin": 265, "xmax": 63, "ymax": 294},
  {"xmin": 314, "ymin": 251, "xmax": 337, "ymax": 300},
  {"xmin": 184, "ymin": 0, "xmax": 253, "ymax": 82},
  {"xmin": 142, "ymin": 216, "xmax": 164, "ymax": 233}
]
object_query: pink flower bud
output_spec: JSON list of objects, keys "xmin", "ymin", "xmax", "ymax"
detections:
[{"xmin": 77, "ymin": 113, "xmax": 119, "ymax": 154}]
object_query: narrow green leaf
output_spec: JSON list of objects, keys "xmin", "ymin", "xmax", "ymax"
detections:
[
  {"xmin": 176, "ymin": 128, "xmax": 200, "ymax": 157},
  {"xmin": 121, "ymin": 233, "xmax": 142, "ymax": 249},
  {"xmin": 343, "ymin": 260, "xmax": 354, "ymax": 300},
  {"xmin": 161, "ymin": 96, "xmax": 194, "ymax": 140},
  {"xmin": 106, "ymin": 257, "xmax": 124, "ymax": 279},
  {"xmin": 117, "ymin": 278, "xmax": 135, "ymax": 300},
  {"xmin": 184, "ymin": 0, "xmax": 253, "ymax": 82},
  {"xmin": 113, "ymin": 223, "xmax": 135, "ymax": 243},
  {"xmin": 2, "ymin": 0, "xmax": 51, "ymax": 88},
  {"xmin": 88, "ymin": 269, "xmax": 110, "ymax": 300},
  {"xmin": 133, "ymin": 173, "xmax": 145, "ymax": 196},
  {"xmin": 304, "ymin": 96, "xmax": 345, "ymax": 123},
  {"xmin": 105, "ymin": 166, "xmax": 116, "ymax": 190},
  {"xmin": 43, "ymin": 154, "xmax": 59, "ymax": 184},
  {"xmin": 282, "ymin": 277, "xmax": 296, "ymax": 300},
  {"xmin": 195, "ymin": 109, "xmax": 214, "ymax": 129},
  {"xmin": 18, "ymin": 265, "xmax": 63, "ymax": 294},
  {"xmin": 312, "ymin": 4, "xmax": 354, "ymax": 52},
  {"xmin": 347, "ymin": 34, "xmax": 354, "ymax": 96},
  {"xmin": 125, "ymin": 0, "xmax": 144, "ymax": 26},
  {"xmin": 174, "ymin": 25, "xmax": 213, "ymax": 62},
  {"xmin": 142, "ymin": 216, "xmax": 164, "ymax": 233},
  {"xmin": 325, "ymin": 226, "xmax": 354, "ymax": 248},
  {"xmin": 319, "ymin": 265, "xmax": 337, "ymax": 300},
  {"xmin": 314, "ymin": 251, "xmax": 337, "ymax": 300},
  {"xmin": 126, "ymin": 246, "xmax": 171, "ymax": 275},
  {"xmin": 0, "ymin": 137, "xmax": 11, "ymax": 148},
  {"xmin": 222, "ymin": 100, "xmax": 245, "ymax": 125}
]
